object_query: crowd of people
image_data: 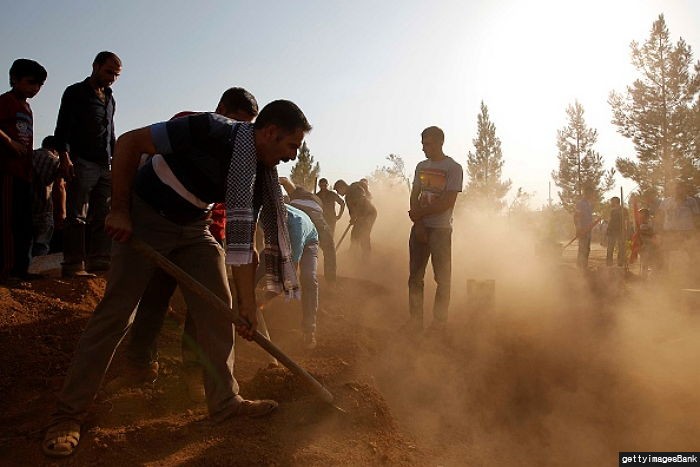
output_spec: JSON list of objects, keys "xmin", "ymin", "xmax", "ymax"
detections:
[
  {"xmin": 3, "ymin": 49, "xmax": 699, "ymax": 460},
  {"xmin": 1, "ymin": 52, "xmax": 121, "ymax": 282},
  {"xmin": 1, "ymin": 52, "xmax": 466, "ymax": 458},
  {"xmin": 574, "ymin": 183, "xmax": 700, "ymax": 277}
]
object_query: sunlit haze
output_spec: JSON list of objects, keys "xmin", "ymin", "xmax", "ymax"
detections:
[{"xmin": 2, "ymin": 0, "xmax": 699, "ymax": 206}]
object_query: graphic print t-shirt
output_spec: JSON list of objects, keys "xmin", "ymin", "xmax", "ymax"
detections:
[{"xmin": 413, "ymin": 156, "xmax": 463, "ymax": 228}]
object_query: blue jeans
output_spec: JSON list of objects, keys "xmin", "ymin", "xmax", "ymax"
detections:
[
  {"xmin": 63, "ymin": 158, "xmax": 112, "ymax": 270},
  {"xmin": 408, "ymin": 226, "xmax": 452, "ymax": 323},
  {"xmin": 304, "ymin": 209, "xmax": 336, "ymax": 281},
  {"xmin": 300, "ymin": 243, "xmax": 319, "ymax": 333},
  {"xmin": 255, "ymin": 243, "xmax": 319, "ymax": 333}
]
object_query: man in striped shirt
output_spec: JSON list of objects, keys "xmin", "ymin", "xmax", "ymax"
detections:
[{"xmin": 43, "ymin": 100, "xmax": 311, "ymax": 458}]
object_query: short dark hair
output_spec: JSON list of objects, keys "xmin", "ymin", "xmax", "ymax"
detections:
[
  {"xmin": 41, "ymin": 135, "xmax": 58, "ymax": 150},
  {"xmin": 254, "ymin": 100, "xmax": 312, "ymax": 133},
  {"xmin": 93, "ymin": 51, "xmax": 121, "ymax": 67},
  {"xmin": 319, "ymin": 178, "xmax": 328, "ymax": 184},
  {"xmin": 421, "ymin": 126, "xmax": 444, "ymax": 144},
  {"xmin": 9, "ymin": 59, "xmax": 47, "ymax": 86},
  {"xmin": 333, "ymin": 180, "xmax": 348, "ymax": 191},
  {"xmin": 218, "ymin": 87, "xmax": 258, "ymax": 117},
  {"xmin": 611, "ymin": 196, "xmax": 620, "ymax": 203}
]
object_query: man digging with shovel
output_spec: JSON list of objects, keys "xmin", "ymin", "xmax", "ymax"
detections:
[{"xmin": 42, "ymin": 100, "xmax": 312, "ymax": 457}]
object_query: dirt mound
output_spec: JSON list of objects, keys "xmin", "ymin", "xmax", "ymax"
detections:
[
  {"xmin": 2, "ymin": 231, "xmax": 700, "ymax": 466},
  {"xmin": 0, "ymin": 273, "xmax": 419, "ymax": 466}
]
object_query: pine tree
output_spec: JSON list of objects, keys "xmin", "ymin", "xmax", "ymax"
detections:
[
  {"xmin": 551, "ymin": 101, "xmax": 615, "ymax": 212},
  {"xmin": 465, "ymin": 101, "xmax": 511, "ymax": 211},
  {"xmin": 369, "ymin": 154, "xmax": 411, "ymax": 192},
  {"xmin": 509, "ymin": 187, "xmax": 533, "ymax": 215},
  {"xmin": 609, "ymin": 14, "xmax": 700, "ymax": 196},
  {"xmin": 289, "ymin": 141, "xmax": 320, "ymax": 191}
]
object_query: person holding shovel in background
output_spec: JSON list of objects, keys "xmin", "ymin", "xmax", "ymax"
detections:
[
  {"xmin": 316, "ymin": 177, "xmax": 345, "ymax": 236},
  {"xmin": 42, "ymin": 100, "xmax": 311, "ymax": 457},
  {"xmin": 334, "ymin": 178, "xmax": 377, "ymax": 257}
]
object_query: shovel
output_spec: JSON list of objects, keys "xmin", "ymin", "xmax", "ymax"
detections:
[
  {"xmin": 561, "ymin": 218, "xmax": 601, "ymax": 252},
  {"xmin": 129, "ymin": 237, "xmax": 344, "ymax": 413},
  {"xmin": 335, "ymin": 223, "xmax": 352, "ymax": 251}
]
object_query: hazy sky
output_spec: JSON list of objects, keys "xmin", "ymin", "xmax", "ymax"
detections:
[{"xmin": 2, "ymin": 0, "xmax": 699, "ymax": 207}]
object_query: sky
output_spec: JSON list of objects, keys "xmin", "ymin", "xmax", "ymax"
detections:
[{"xmin": 2, "ymin": 0, "xmax": 699, "ymax": 208}]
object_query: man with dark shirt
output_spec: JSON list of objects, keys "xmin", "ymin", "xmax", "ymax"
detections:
[
  {"xmin": 42, "ymin": 101, "xmax": 311, "ymax": 458},
  {"xmin": 316, "ymin": 177, "xmax": 344, "ymax": 235},
  {"xmin": 606, "ymin": 196, "xmax": 627, "ymax": 267},
  {"xmin": 55, "ymin": 51, "xmax": 121, "ymax": 277},
  {"xmin": 121, "ymin": 88, "xmax": 259, "ymax": 402},
  {"xmin": 334, "ymin": 179, "xmax": 377, "ymax": 257}
]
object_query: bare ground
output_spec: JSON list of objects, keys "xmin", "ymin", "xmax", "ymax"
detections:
[{"xmin": 1, "ymin": 241, "xmax": 699, "ymax": 466}]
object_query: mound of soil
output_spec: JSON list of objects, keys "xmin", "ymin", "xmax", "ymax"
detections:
[
  {"xmin": 2, "ymin": 244, "xmax": 700, "ymax": 466},
  {"xmin": 0, "ymin": 271, "xmax": 420, "ymax": 466}
]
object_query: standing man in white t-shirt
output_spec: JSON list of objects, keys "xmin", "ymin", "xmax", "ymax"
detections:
[{"xmin": 407, "ymin": 126, "xmax": 463, "ymax": 333}]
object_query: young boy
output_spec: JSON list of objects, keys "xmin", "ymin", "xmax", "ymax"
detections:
[
  {"xmin": 32, "ymin": 136, "xmax": 66, "ymax": 256},
  {"xmin": 0, "ymin": 59, "xmax": 47, "ymax": 281}
]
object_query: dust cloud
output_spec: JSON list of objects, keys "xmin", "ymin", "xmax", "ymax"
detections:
[{"xmin": 331, "ymin": 182, "xmax": 700, "ymax": 466}]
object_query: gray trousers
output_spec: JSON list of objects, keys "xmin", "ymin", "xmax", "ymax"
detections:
[{"xmin": 52, "ymin": 196, "xmax": 242, "ymax": 425}]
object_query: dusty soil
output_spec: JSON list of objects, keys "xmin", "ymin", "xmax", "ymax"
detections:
[{"xmin": 1, "ymin": 235, "xmax": 699, "ymax": 466}]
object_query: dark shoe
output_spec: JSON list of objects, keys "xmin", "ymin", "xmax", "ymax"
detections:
[{"xmin": 103, "ymin": 361, "xmax": 159, "ymax": 394}]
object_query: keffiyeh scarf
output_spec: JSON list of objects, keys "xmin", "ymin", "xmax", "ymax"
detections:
[{"xmin": 225, "ymin": 123, "xmax": 300, "ymax": 299}]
